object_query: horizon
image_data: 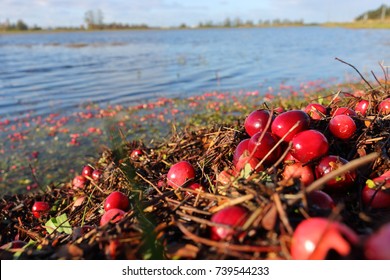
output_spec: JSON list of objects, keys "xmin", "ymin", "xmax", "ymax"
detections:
[{"xmin": 0, "ymin": 0, "xmax": 388, "ymax": 29}]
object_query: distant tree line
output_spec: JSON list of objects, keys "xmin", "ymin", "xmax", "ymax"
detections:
[
  {"xmin": 355, "ymin": 4, "xmax": 389, "ymax": 21},
  {"xmin": 191, "ymin": 17, "xmax": 304, "ymax": 29},
  {"xmin": 84, "ymin": 9, "xmax": 149, "ymax": 30},
  {"xmin": 0, "ymin": 19, "xmax": 42, "ymax": 31}
]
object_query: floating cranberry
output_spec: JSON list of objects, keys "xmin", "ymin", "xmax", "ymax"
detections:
[
  {"xmin": 304, "ymin": 103, "xmax": 327, "ymax": 120},
  {"xmin": 167, "ymin": 161, "xmax": 195, "ymax": 189},
  {"xmin": 72, "ymin": 175, "xmax": 87, "ymax": 189},
  {"xmin": 378, "ymin": 98, "xmax": 390, "ymax": 115},
  {"xmin": 233, "ymin": 139, "xmax": 250, "ymax": 165},
  {"xmin": 271, "ymin": 110, "xmax": 310, "ymax": 142},
  {"xmin": 362, "ymin": 176, "xmax": 390, "ymax": 209},
  {"xmin": 81, "ymin": 165, "xmax": 94, "ymax": 178},
  {"xmin": 282, "ymin": 162, "xmax": 315, "ymax": 186},
  {"xmin": 210, "ymin": 206, "xmax": 248, "ymax": 241},
  {"xmin": 332, "ymin": 107, "xmax": 357, "ymax": 117},
  {"xmin": 244, "ymin": 109, "xmax": 272, "ymax": 136},
  {"xmin": 364, "ymin": 223, "xmax": 390, "ymax": 259},
  {"xmin": 104, "ymin": 191, "xmax": 130, "ymax": 212},
  {"xmin": 329, "ymin": 115, "xmax": 356, "ymax": 140},
  {"xmin": 247, "ymin": 132, "xmax": 281, "ymax": 164},
  {"xmin": 32, "ymin": 201, "xmax": 50, "ymax": 218},
  {"xmin": 290, "ymin": 130, "xmax": 329, "ymax": 163},
  {"xmin": 308, "ymin": 190, "xmax": 335, "ymax": 210},
  {"xmin": 355, "ymin": 100, "xmax": 369, "ymax": 116},
  {"xmin": 315, "ymin": 156, "xmax": 356, "ymax": 191},
  {"xmin": 100, "ymin": 208, "xmax": 126, "ymax": 226},
  {"xmin": 291, "ymin": 217, "xmax": 359, "ymax": 260}
]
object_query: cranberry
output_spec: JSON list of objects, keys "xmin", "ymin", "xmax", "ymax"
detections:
[
  {"xmin": 210, "ymin": 206, "xmax": 248, "ymax": 241},
  {"xmin": 167, "ymin": 161, "xmax": 195, "ymax": 189},
  {"xmin": 234, "ymin": 155, "xmax": 262, "ymax": 174},
  {"xmin": 290, "ymin": 130, "xmax": 329, "ymax": 163},
  {"xmin": 332, "ymin": 107, "xmax": 357, "ymax": 117},
  {"xmin": 100, "ymin": 208, "xmax": 126, "ymax": 226},
  {"xmin": 130, "ymin": 149, "xmax": 143, "ymax": 160},
  {"xmin": 304, "ymin": 103, "xmax": 327, "ymax": 120},
  {"xmin": 91, "ymin": 169, "xmax": 102, "ymax": 181},
  {"xmin": 0, "ymin": 240, "xmax": 27, "ymax": 250},
  {"xmin": 355, "ymin": 100, "xmax": 369, "ymax": 116},
  {"xmin": 291, "ymin": 217, "xmax": 359, "ymax": 259},
  {"xmin": 364, "ymin": 223, "xmax": 390, "ymax": 259},
  {"xmin": 81, "ymin": 165, "xmax": 94, "ymax": 178},
  {"xmin": 233, "ymin": 139, "xmax": 250, "ymax": 165},
  {"xmin": 282, "ymin": 162, "xmax": 314, "ymax": 186},
  {"xmin": 32, "ymin": 201, "xmax": 50, "ymax": 218},
  {"xmin": 315, "ymin": 156, "xmax": 356, "ymax": 191},
  {"xmin": 247, "ymin": 132, "xmax": 281, "ymax": 164},
  {"xmin": 72, "ymin": 175, "xmax": 87, "ymax": 189},
  {"xmin": 329, "ymin": 115, "xmax": 356, "ymax": 140},
  {"xmin": 362, "ymin": 176, "xmax": 390, "ymax": 209},
  {"xmin": 271, "ymin": 110, "xmax": 310, "ymax": 142},
  {"xmin": 104, "ymin": 191, "xmax": 130, "ymax": 212},
  {"xmin": 308, "ymin": 190, "xmax": 335, "ymax": 210},
  {"xmin": 244, "ymin": 109, "xmax": 272, "ymax": 136},
  {"xmin": 378, "ymin": 98, "xmax": 390, "ymax": 115}
]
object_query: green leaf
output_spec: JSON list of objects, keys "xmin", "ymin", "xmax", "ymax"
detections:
[{"xmin": 44, "ymin": 213, "xmax": 72, "ymax": 234}]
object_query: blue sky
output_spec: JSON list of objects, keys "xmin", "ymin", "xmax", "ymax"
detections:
[{"xmin": 0, "ymin": 0, "xmax": 387, "ymax": 28}]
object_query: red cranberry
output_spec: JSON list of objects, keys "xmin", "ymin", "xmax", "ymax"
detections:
[
  {"xmin": 233, "ymin": 139, "xmax": 250, "ymax": 165},
  {"xmin": 167, "ymin": 161, "xmax": 195, "ymax": 189},
  {"xmin": 244, "ymin": 109, "xmax": 272, "ymax": 136},
  {"xmin": 100, "ymin": 208, "xmax": 126, "ymax": 226},
  {"xmin": 130, "ymin": 149, "xmax": 143, "ymax": 160},
  {"xmin": 271, "ymin": 110, "xmax": 310, "ymax": 142},
  {"xmin": 0, "ymin": 240, "xmax": 27, "ymax": 250},
  {"xmin": 291, "ymin": 217, "xmax": 359, "ymax": 259},
  {"xmin": 81, "ymin": 165, "xmax": 94, "ymax": 178},
  {"xmin": 362, "ymin": 176, "xmax": 390, "ymax": 209},
  {"xmin": 91, "ymin": 169, "xmax": 102, "ymax": 181},
  {"xmin": 364, "ymin": 223, "xmax": 390, "ymax": 259},
  {"xmin": 329, "ymin": 115, "xmax": 356, "ymax": 140},
  {"xmin": 247, "ymin": 132, "xmax": 281, "ymax": 164},
  {"xmin": 234, "ymin": 155, "xmax": 262, "ymax": 174},
  {"xmin": 282, "ymin": 162, "xmax": 314, "ymax": 186},
  {"xmin": 210, "ymin": 206, "xmax": 248, "ymax": 241},
  {"xmin": 290, "ymin": 130, "xmax": 329, "ymax": 163},
  {"xmin": 315, "ymin": 156, "xmax": 356, "ymax": 191},
  {"xmin": 332, "ymin": 107, "xmax": 357, "ymax": 117},
  {"xmin": 378, "ymin": 98, "xmax": 390, "ymax": 115},
  {"xmin": 104, "ymin": 191, "xmax": 130, "ymax": 212},
  {"xmin": 32, "ymin": 201, "xmax": 50, "ymax": 218},
  {"xmin": 72, "ymin": 175, "xmax": 87, "ymax": 189},
  {"xmin": 355, "ymin": 100, "xmax": 369, "ymax": 116},
  {"xmin": 304, "ymin": 103, "xmax": 327, "ymax": 120},
  {"xmin": 308, "ymin": 190, "xmax": 335, "ymax": 210}
]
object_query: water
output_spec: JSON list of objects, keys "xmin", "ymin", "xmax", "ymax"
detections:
[{"xmin": 1, "ymin": 27, "xmax": 390, "ymax": 120}]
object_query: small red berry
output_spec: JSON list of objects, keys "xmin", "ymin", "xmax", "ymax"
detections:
[
  {"xmin": 329, "ymin": 115, "xmax": 356, "ymax": 140},
  {"xmin": 210, "ymin": 206, "xmax": 248, "ymax": 241},
  {"xmin": 32, "ymin": 201, "xmax": 50, "ymax": 218},
  {"xmin": 364, "ymin": 223, "xmax": 390, "ymax": 259},
  {"xmin": 282, "ymin": 162, "xmax": 314, "ymax": 186},
  {"xmin": 167, "ymin": 161, "xmax": 195, "ymax": 189},
  {"xmin": 244, "ymin": 110, "xmax": 272, "ymax": 136},
  {"xmin": 355, "ymin": 100, "xmax": 369, "ymax": 116},
  {"xmin": 104, "ymin": 191, "xmax": 130, "ymax": 212},
  {"xmin": 291, "ymin": 218, "xmax": 359, "ymax": 260},
  {"xmin": 315, "ymin": 156, "xmax": 356, "ymax": 191},
  {"xmin": 271, "ymin": 110, "xmax": 310, "ymax": 142},
  {"xmin": 72, "ymin": 175, "xmax": 87, "ymax": 189},
  {"xmin": 81, "ymin": 165, "xmax": 94, "ymax": 178},
  {"xmin": 247, "ymin": 132, "xmax": 281, "ymax": 164},
  {"xmin": 291, "ymin": 130, "xmax": 329, "ymax": 164},
  {"xmin": 233, "ymin": 139, "xmax": 250, "ymax": 165},
  {"xmin": 378, "ymin": 98, "xmax": 390, "ymax": 115},
  {"xmin": 130, "ymin": 149, "xmax": 143, "ymax": 160},
  {"xmin": 91, "ymin": 169, "xmax": 102, "ymax": 181},
  {"xmin": 332, "ymin": 107, "xmax": 357, "ymax": 117},
  {"xmin": 308, "ymin": 190, "xmax": 335, "ymax": 210},
  {"xmin": 362, "ymin": 176, "xmax": 390, "ymax": 209},
  {"xmin": 304, "ymin": 103, "xmax": 327, "ymax": 120},
  {"xmin": 100, "ymin": 208, "xmax": 126, "ymax": 226}
]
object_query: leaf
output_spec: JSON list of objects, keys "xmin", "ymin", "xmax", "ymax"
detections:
[
  {"xmin": 366, "ymin": 179, "xmax": 376, "ymax": 189},
  {"xmin": 45, "ymin": 213, "xmax": 72, "ymax": 234}
]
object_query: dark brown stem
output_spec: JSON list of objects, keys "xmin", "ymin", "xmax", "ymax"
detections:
[{"xmin": 335, "ymin": 57, "xmax": 373, "ymax": 90}]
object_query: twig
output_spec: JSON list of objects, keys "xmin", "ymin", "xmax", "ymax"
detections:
[{"xmin": 335, "ymin": 57, "xmax": 373, "ymax": 90}]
